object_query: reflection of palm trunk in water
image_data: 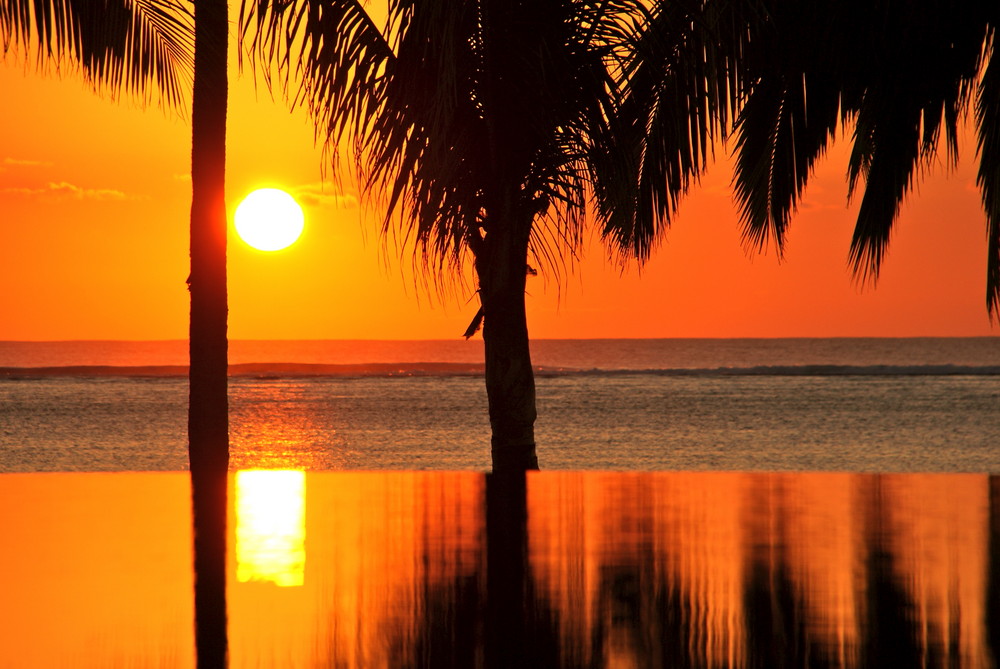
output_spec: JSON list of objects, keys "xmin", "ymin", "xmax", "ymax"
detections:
[
  {"xmin": 191, "ymin": 471, "xmax": 228, "ymax": 668},
  {"xmin": 988, "ymin": 475, "xmax": 999, "ymax": 667},
  {"xmin": 485, "ymin": 471, "xmax": 529, "ymax": 669}
]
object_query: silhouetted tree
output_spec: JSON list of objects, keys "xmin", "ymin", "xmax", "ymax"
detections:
[
  {"xmin": 187, "ymin": 0, "xmax": 229, "ymax": 665},
  {"xmin": 635, "ymin": 1, "xmax": 1000, "ymax": 314},
  {"xmin": 3, "ymin": 3, "xmax": 229, "ymax": 663},
  {"xmin": 609, "ymin": 0, "xmax": 1000, "ymax": 326},
  {"xmin": 241, "ymin": 0, "xmax": 730, "ymax": 473},
  {"xmin": 1, "ymin": 0, "xmax": 192, "ymax": 108}
]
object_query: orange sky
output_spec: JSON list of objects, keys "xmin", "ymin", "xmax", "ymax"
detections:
[{"xmin": 1, "ymin": 23, "xmax": 997, "ymax": 340}]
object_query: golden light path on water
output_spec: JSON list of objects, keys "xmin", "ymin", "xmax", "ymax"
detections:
[{"xmin": 235, "ymin": 469, "xmax": 306, "ymax": 588}]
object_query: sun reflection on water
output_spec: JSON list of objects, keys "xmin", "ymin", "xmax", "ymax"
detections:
[{"xmin": 235, "ymin": 469, "xmax": 306, "ymax": 587}]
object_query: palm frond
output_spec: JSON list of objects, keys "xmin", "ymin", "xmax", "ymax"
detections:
[
  {"xmin": 733, "ymin": 74, "xmax": 840, "ymax": 256},
  {"xmin": 730, "ymin": 0, "xmax": 849, "ymax": 256},
  {"xmin": 602, "ymin": 0, "xmax": 765, "ymax": 262},
  {"xmin": 725, "ymin": 0, "xmax": 993, "ymax": 301},
  {"xmin": 1, "ymin": 0, "xmax": 194, "ymax": 108},
  {"xmin": 844, "ymin": 1, "xmax": 988, "ymax": 283},
  {"xmin": 240, "ymin": 0, "xmax": 394, "ymax": 153},
  {"xmin": 977, "ymin": 27, "xmax": 1000, "ymax": 318},
  {"xmin": 846, "ymin": 106, "xmax": 922, "ymax": 282}
]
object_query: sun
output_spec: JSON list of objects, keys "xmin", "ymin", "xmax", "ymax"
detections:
[{"xmin": 234, "ymin": 188, "xmax": 305, "ymax": 251}]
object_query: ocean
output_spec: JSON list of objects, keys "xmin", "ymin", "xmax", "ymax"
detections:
[{"xmin": 3, "ymin": 338, "xmax": 998, "ymax": 473}]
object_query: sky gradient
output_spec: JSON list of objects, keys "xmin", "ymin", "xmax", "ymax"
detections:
[{"xmin": 2, "ymin": 25, "xmax": 996, "ymax": 341}]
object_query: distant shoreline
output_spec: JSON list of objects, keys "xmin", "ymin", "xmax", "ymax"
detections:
[{"xmin": 0, "ymin": 362, "xmax": 487, "ymax": 378}]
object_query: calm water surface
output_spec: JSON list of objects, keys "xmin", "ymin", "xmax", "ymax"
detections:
[
  {"xmin": 3, "ymin": 373, "xmax": 999, "ymax": 472},
  {"xmin": 3, "ymin": 338, "xmax": 999, "ymax": 472},
  {"xmin": 1, "ymin": 471, "xmax": 997, "ymax": 668}
]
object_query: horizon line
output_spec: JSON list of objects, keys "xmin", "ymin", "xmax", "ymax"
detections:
[{"xmin": 2, "ymin": 335, "xmax": 998, "ymax": 344}]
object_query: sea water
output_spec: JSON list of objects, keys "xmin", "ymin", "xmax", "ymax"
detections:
[
  {"xmin": 3, "ymin": 470, "xmax": 997, "ymax": 669},
  {"xmin": 2, "ymin": 338, "xmax": 998, "ymax": 472},
  {"xmin": 2, "ymin": 340, "xmax": 999, "ymax": 668}
]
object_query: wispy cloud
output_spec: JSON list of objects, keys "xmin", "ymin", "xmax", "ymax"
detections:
[
  {"xmin": 700, "ymin": 183, "xmax": 732, "ymax": 198},
  {"xmin": 294, "ymin": 182, "xmax": 359, "ymax": 209},
  {"xmin": 2, "ymin": 181, "xmax": 130, "ymax": 201},
  {"xmin": 3, "ymin": 157, "xmax": 53, "ymax": 167},
  {"xmin": 173, "ymin": 173, "xmax": 191, "ymax": 182}
]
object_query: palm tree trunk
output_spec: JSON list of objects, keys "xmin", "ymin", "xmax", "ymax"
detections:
[
  {"xmin": 477, "ymin": 221, "xmax": 540, "ymax": 473},
  {"xmin": 188, "ymin": 0, "xmax": 229, "ymax": 666}
]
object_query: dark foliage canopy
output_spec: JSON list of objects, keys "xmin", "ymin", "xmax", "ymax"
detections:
[
  {"xmin": 2, "ymin": 0, "xmax": 194, "ymax": 108},
  {"xmin": 714, "ymin": 0, "xmax": 999, "ymax": 315},
  {"xmin": 244, "ymin": 0, "xmax": 1000, "ymax": 317}
]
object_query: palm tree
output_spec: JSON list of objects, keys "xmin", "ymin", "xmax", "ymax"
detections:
[
  {"xmin": 609, "ymin": 0, "xmax": 1000, "ymax": 324},
  {"xmin": 672, "ymin": 0, "xmax": 1000, "ymax": 315},
  {"xmin": 242, "ymin": 0, "xmax": 718, "ymax": 473},
  {"xmin": 5, "ymin": 1, "xmax": 229, "ymax": 663},
  {"xmin": 241, "ymin": 0, "xmax": 997, "ymax": 481},
  {"xmin": 1, "ymin": 0, "xmax": 193, "ymax": 105},
  {"xmin": 187, "ymin": 0, "xmax": 229, "ymax": 664}
]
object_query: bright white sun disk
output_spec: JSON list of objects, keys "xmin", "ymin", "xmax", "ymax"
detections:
[{"xmin": 234, "ymin": 188, "xmax": 304, "ymax": 251}]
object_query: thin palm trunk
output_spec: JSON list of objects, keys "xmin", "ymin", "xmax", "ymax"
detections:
[
  {"xmin": 188, "ymin": 0, "xmax": 229, "ymax": 665},
  {"xmin": 477, "ymin": 215, "xmax": 539, "ymax": 473}
]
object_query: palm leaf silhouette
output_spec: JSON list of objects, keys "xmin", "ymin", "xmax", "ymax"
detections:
[{"xmin": 2, "ymin": 0, "xmax": 194, "ymax": 108}]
